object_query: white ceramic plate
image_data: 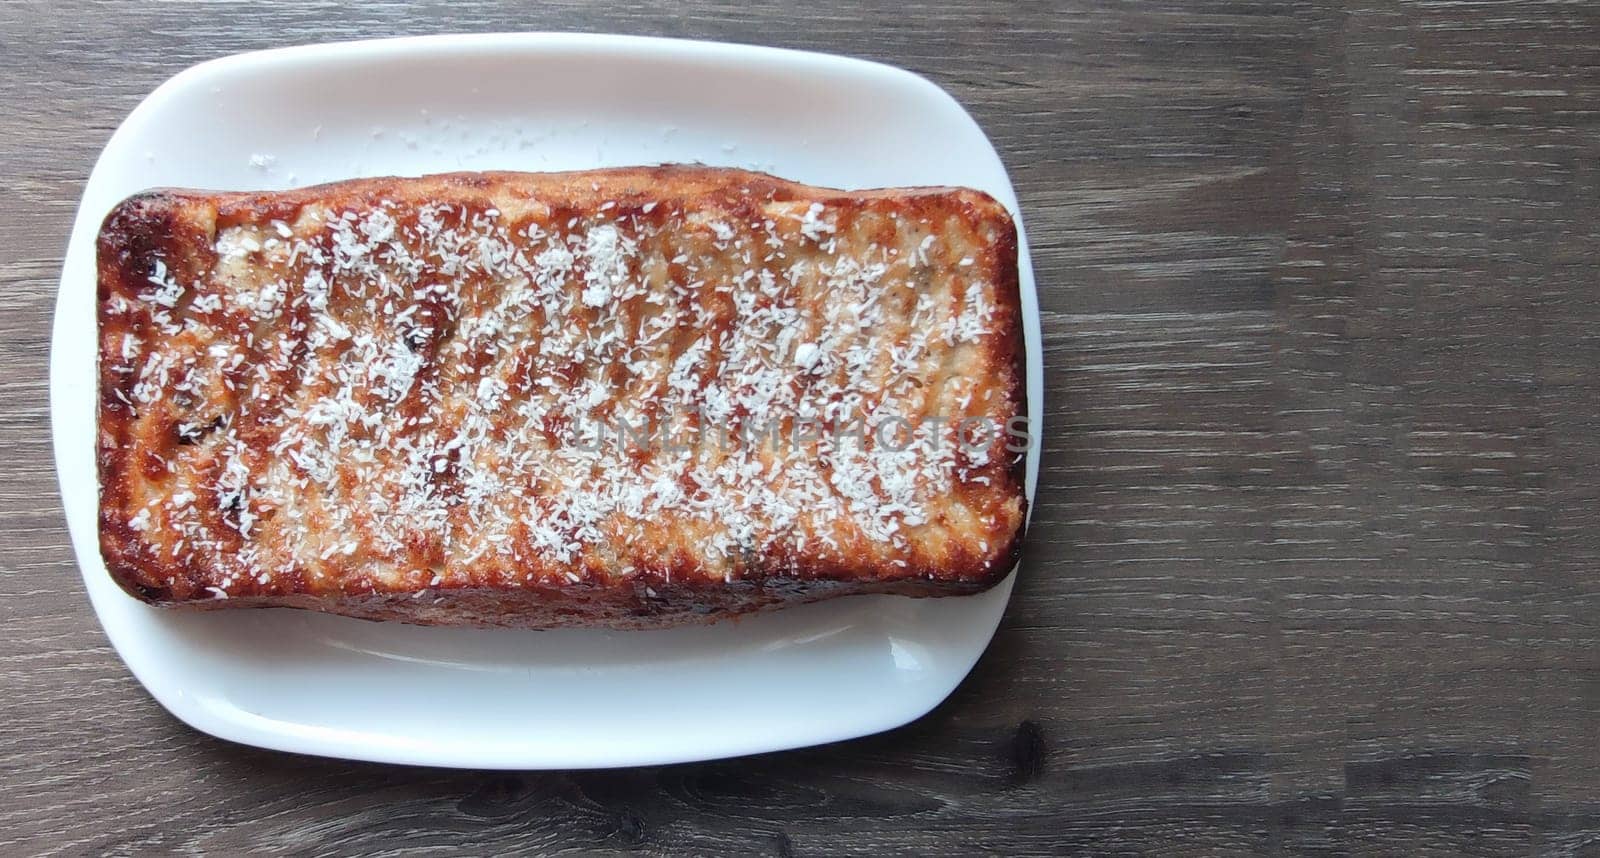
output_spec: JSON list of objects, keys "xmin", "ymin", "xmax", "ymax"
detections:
[{"xmin": 51, "ymin": 34, "xmax": 1041, "ymax": 769}]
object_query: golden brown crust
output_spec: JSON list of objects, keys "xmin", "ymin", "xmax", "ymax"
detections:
[{"xmin": 97, "ymin": 166, "xmax": 1027, "ymax": 628}]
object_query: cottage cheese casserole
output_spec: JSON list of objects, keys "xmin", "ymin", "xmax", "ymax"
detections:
[{"xmin": 96, "ymin": 166, "xmax": 1027, "ymax": 628}]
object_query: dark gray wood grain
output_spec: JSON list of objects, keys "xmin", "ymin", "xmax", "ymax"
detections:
[{"xmin": 2, "ymin": 0, "xmax": 1598, "ymax": 855}]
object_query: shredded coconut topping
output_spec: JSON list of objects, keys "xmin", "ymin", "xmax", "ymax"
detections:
[{"xmin": 105, "ymin": 190, "xmax": 1016, "ymax": 594}]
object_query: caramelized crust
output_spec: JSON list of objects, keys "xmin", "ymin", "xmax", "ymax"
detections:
[{"xmin": 97, "ymin": 166, "xmax": 1027, "ymax": 628}]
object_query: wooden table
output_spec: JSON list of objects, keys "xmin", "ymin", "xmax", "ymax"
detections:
[{"xmin": 4, "ymin": 2, "xmax": 1597, "ymax": 854}]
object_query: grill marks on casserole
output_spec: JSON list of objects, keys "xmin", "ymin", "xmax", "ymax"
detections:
[{"xmin": 104, "ymin": 188, "xmax": 1010, "ymax": 595}]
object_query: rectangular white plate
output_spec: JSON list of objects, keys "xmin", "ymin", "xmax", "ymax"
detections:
[{"xmin": 52, "ymin": 33, "xmax": 1041, "ymax": 769}]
